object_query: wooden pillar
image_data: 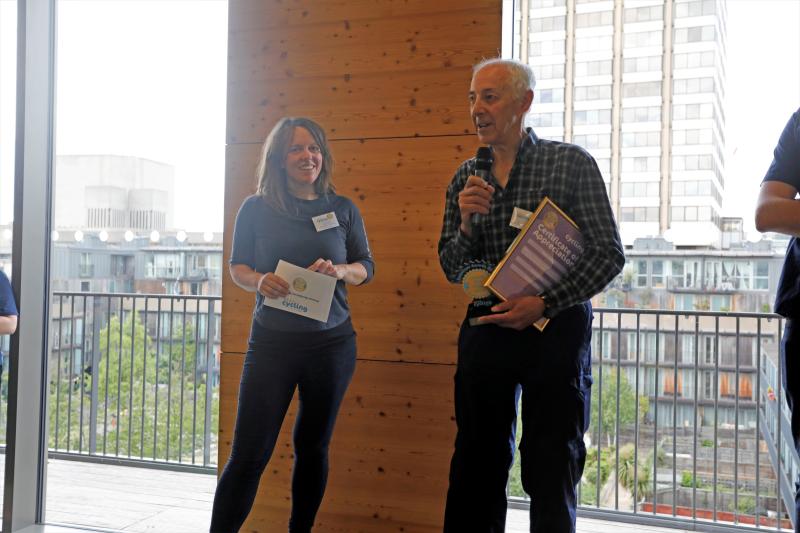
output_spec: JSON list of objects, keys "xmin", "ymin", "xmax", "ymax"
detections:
[{"xmin": 220, "ymin": 1, "xmax": 501, "ymax": 530}]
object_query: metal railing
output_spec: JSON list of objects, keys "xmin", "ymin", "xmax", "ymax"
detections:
[
  {"xmin": 36, "ymin": 292, "xmax": 221, "ymax": 473},
  {"xmin": 1, "ymin": 303, "xmax": 797, "ymax": 530},
  {"xmin": 508, "ymin": 308, "xmax": 797, "ymax": 532}
]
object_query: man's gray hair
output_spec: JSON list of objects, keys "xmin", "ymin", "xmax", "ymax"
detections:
[{"xmin": 473, "ymin": 58, "xmax": 536, "ymax": 101}]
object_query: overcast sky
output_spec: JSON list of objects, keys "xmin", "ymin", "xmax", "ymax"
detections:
[{"xmin": 1, "ymin": 0, "xmax": 799, "ymax": 236}]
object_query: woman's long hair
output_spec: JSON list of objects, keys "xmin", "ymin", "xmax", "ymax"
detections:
[{"xmin": 255, "ymin": 117, "xmax": 335, "ymax": 214}]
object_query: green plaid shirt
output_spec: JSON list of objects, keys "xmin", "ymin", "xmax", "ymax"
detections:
[{"xmin": 438, "ymin": 128, "xmax": 625, "ymax": 316}]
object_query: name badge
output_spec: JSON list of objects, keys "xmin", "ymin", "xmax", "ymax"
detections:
[
  {"xmin": 509, "ymin": 207, "xmax": 533, "ymax": 229},
  {"xmin": 312, "ymin": 212, "xmax": 339, "ymax": 232}
]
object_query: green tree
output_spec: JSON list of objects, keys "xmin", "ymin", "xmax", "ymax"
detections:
[
  {"xmin": 591, "ymin": 365, "xmax": 649, "ymax": 447},
  {"xmin": 48, "ymin": 311, "xmax": 218, "ymax": 464}
]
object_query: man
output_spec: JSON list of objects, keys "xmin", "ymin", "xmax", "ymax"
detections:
[
  {"xmin": 0, "ymin": 269, "xmax": 18, "ymax": 378},
  {"xmin": 438, "ymin": 58, "xmax": 625, "ymax": 532},
  {"xmin": 755, "ymin": 107, "xmax": 800, "ymax": 533}
]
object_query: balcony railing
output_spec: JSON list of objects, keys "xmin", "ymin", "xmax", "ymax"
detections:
[
  {"xmin": 508, "ymin": 308, "xmax": 797, "ymax": 532},
  {"xmin": 0, "ymin": 303, "xmax": 797, "ymax": 531},
  {"xmin": 8, "ymin": 291, "xmax": 222, "ymax": 473}
]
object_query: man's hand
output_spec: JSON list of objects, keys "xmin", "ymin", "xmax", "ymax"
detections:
[
  {"xmin": 458, "ymin": 175, "xmax": 495, "ymax": 236},
  {"xmin": 476, "ymin": 295, "xmax": 546, "ymax": 330}
]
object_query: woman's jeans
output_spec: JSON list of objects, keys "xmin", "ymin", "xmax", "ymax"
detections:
[{"xmin": 210, "ymin": 319, "xmax": 356, "ymax": 533}]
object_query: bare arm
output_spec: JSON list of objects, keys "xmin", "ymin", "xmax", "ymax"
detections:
[
  {"xmin": 755, "ymin": 181, "xmax": 800, "ymax": 236},
  {"xmin": 308, "ymin": 258, "xmax": 368, "ymax": 285},
  {"xmin": 0, "ymin": 315, "xmax": 17, "ymax": 335}
]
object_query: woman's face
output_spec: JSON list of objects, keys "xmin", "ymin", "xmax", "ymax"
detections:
[{"xmin": 284, "ymin": 126, "xmax": 323, "ymax": 196}]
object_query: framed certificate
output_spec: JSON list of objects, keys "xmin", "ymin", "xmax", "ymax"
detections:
[{"xmin": 485, "ymin": 197, "xmax": 583, "ymax": 331}]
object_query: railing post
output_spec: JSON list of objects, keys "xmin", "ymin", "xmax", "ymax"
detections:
[
  {"xmin": 203, "ymin": 299, "xmax": 215, "ymax": 467},
  {"xmin": 88, "ymin": 296, "xmax": 103, "ymax": 455}
]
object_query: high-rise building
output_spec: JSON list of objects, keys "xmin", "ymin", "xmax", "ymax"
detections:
[{"xmin": 516, "ymin": 0, "xmax": 727, "ymax": 248}]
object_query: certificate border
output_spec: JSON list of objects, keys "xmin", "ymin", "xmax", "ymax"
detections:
[{"xmin": 483, "ymin": 196, "xmax": 580, "ymax": 331}]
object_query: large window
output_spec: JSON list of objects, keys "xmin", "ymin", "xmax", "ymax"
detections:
[
  {"xmin": 0, "ymin": 0, "xmax": 16, "ymax": 518},
  {"xmin": 46, "ymin": 1, "xmax": 227, "ymax": 530}
]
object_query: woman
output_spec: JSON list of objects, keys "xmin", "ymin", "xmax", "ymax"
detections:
[{"xmin": 210, "ymin": 117, "xmax": 374, "ymax": 533}]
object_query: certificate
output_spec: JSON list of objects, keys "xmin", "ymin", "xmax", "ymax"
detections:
[
  {"xmin": 485, "ymin": 197, "xmax": 584, "ymax": 331},
  {"xmin": 262, "ymin": 260, "xmax": 337, "ymax": 323}
]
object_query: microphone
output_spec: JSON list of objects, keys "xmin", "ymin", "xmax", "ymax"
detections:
[{"xmin": 472, "ymin": 146, "xmax": 493, "ymax": 227}]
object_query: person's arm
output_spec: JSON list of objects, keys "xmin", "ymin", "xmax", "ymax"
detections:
[
  {"xmin": 230, "ymin": 263, "xmax": 289, "ymax": 298},
  {"xmin": 308, "ymin": 259, "xmax": 368, "ymax": 285},
  {"xmin": 755, "ymin": 181, "xmax": 800, "ymax": 236},
  {"xmin": 755, "ymin": 110, "xmax": 800, "ymax": 236},
  {"xmin": 0, "ymin": 315, "xmax": 17, "ymax": 335},
  {"xmin": 228, "ymin": 197, "xmax": 289, "ymax": 299}
]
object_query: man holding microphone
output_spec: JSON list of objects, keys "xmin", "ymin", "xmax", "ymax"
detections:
[{"xmin": 438, "ymin": 58, "xmax": 625, "ymax": 532}]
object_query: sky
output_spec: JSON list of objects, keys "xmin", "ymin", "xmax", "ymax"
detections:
[
  {"xmin": 0, "ymin": 0, "xmax": 799, "ymax": 235},
  {"xmin": 0, "ymin": 0, "xmax": 228, "ymax": 232},
  {"xmin": 722, "ymin": 0, "xmax": 800, "ymax": 239}
]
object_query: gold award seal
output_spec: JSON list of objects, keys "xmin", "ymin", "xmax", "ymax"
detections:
[
  {"xmin": 462, "ymin": 268, "xmax": 492, "ymax": 300},
  {"xmin": 543, "ymin": 210, "xmax": 559, "ymax": 231},
  {"xmin": 292, "ymin": 277, "xmax": 308, "ymax": 292}
]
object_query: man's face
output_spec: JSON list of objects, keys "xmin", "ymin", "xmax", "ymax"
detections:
[{"xmin": 469, "ymin": 65, "xmax": 530, "ymax": 147}]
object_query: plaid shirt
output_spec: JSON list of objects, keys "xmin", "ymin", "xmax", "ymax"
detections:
[{"xmin": 438, "ymin": 128, "xmax": 625, "ymax": 316}]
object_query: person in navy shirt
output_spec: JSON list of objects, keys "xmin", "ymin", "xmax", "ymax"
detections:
[
  {"xmin": 755, "ymin": 107, "xmax": 800, "ymax": 533},
  {"xmin": 0, "ymin": 270, "xmax": 18, "ymax": 373},
  {"xmin": 210, "ymin": 117, "xmax": 374, "ymax": 533}
]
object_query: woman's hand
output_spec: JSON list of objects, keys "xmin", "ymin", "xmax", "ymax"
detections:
[
  {"xmin": 257, "ymin": 272, "xmax": 290, "ymax": 299},
  {"xmin": 308, "ymin": 258, "xmax": 344, "ymax": 280}
]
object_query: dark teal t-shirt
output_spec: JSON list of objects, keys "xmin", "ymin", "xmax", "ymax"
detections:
[{"xmin": 230, "ymin": 194, "xmax": 374, "ymax": 331}]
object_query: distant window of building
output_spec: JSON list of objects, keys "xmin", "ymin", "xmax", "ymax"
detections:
[
  {"xmin": 755, "ymin": 261, "xmax": 769, "ymax": 290},
  {"xmin": 530, "ymin": 15, "xmax": 566, "ymax": 32},
  {"xmin": 576, "ymin": 59, "xmax": 612, "ymax": 77}
]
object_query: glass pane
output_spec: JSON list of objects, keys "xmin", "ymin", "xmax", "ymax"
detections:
[
  {"xmin": 47, "ymin": 1, "xmax": 226, "ymax": 530},
  {"xmin": 0, "ymin": 0, "xmax": 18, "ymax": 519}
]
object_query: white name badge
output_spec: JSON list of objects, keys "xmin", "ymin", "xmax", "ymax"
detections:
[
  {"xmin": 263, "ymin": 260, "xmax": 337, "ymax": 322},
  {"xmin": 509, "ymin": 206, "xmax": 533, "ymax": 229},
  {"xmin": 312, "ymin": 212, "xmax": 339, "ymax": 232}
]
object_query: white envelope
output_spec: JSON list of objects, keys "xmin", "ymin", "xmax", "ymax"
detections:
[{"xmin": 262, "ymin": 260, "xmax": 337, "ymax": 322}]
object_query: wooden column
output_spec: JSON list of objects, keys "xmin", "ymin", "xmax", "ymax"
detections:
[{"xmin": 221, "ymin": 1, "xmax": 500, "ymax": 530}]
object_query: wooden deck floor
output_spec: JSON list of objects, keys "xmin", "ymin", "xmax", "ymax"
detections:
[{"xmin": 0, "ymin": 457, "xmax": 694, "ymax": 533}]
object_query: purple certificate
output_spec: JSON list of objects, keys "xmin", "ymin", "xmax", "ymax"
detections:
[{"xmin": 485, "ymin": 197, "xmax": 583, "ymax": 330}]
